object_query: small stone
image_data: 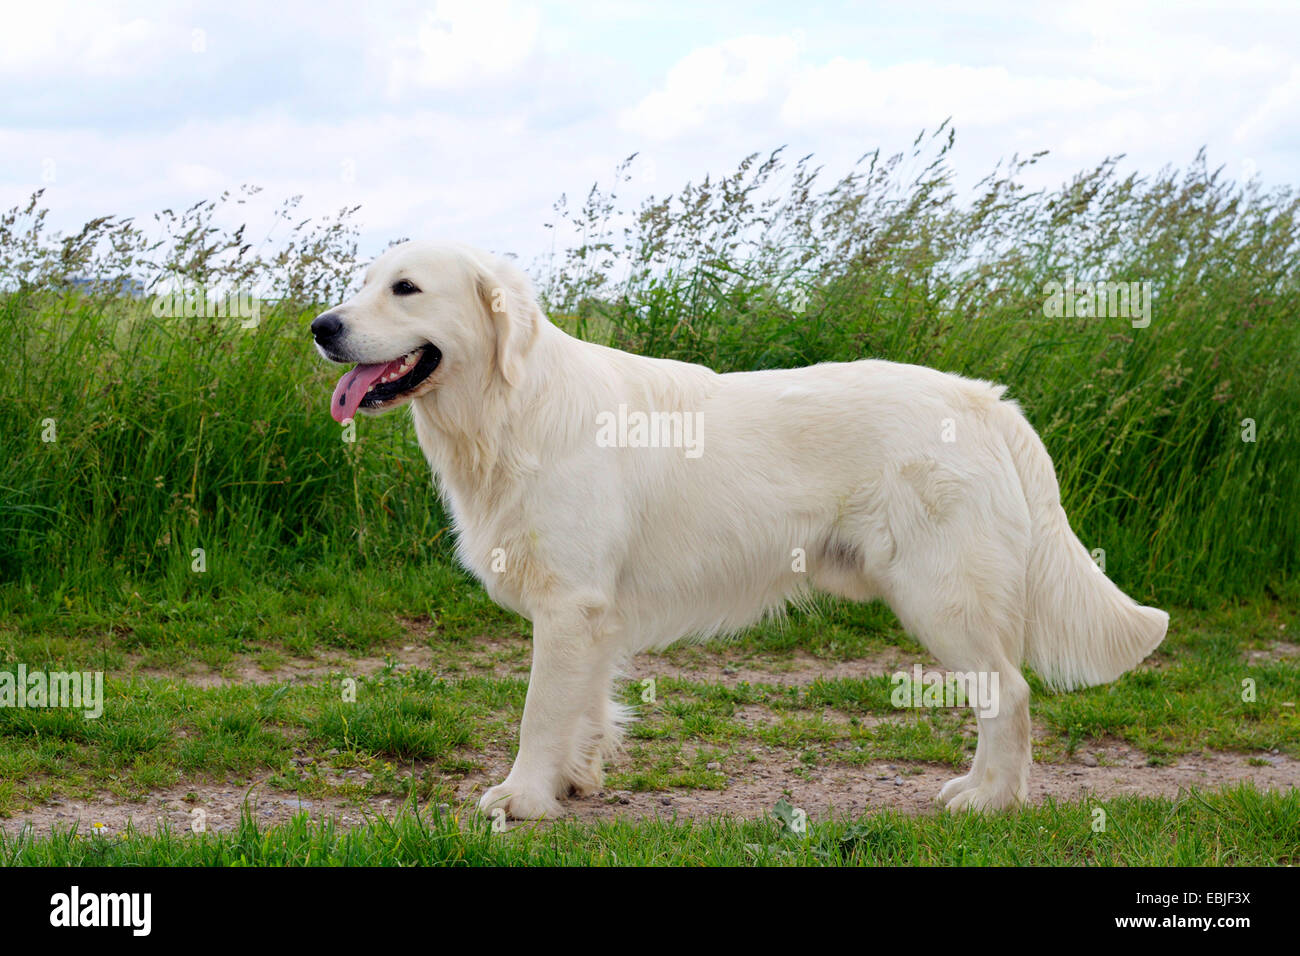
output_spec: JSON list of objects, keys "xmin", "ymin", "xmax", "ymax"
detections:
[
  {"xmin": 706, "ymin": 762, "xmax": 721, "ymax": 771},
  {"xmin": 1081, "ymin": 753, "xmax": 1099, "ymax": 767},
  {"xmin": 660, "ymin": 796, "xmax": 672, "ymax": 805},
  {"xmin": 619, "ymin": 796, "xmax": 630, "ymax": 805},
  {"xmin": 893, "ymin": 776, "xmax": 904, "ymax": 786}
]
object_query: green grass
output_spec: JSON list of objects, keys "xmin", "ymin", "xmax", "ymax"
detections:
[
  {"xmin": 0, "ymin": 136, "xmax": 1297, "ymax": 864},
  {"xmin": 3, "ymin": 786, "xmax": 1296, "ymax": 866},
  {"xmin": 0, "ymin": 564, "xmax": 1293, "ymax": 818},
  {"xmin": 0, "ymin": 653, "xmax": 526, "ymax": 810}
]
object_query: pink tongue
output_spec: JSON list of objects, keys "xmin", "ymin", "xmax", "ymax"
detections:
[{"xmin": 330, "ymin": 358, "xmax": 403, "ymax": 422}]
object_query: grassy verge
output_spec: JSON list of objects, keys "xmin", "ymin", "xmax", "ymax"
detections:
[
  {"xmin": 3, "ymin": 786, "xmax": 1296, "ymax": 866},
  {"xmin": 1, "ymin": 561, "xmax": 1295, "ymax": 818}
]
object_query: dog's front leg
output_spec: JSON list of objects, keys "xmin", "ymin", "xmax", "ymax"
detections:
[{"xmin": 479, "ymin": 606, "xmax": 606, "ymax": 820}]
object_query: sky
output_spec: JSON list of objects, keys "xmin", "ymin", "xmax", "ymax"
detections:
[{"xmin": 1, "ymin": 0, "xmax": 1297, "ymax": 271}]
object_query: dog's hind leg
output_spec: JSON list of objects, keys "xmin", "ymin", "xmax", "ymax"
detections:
[
  {"xmin": 878, "ymin": 468, "xmax": 1033, "ymax": 812},
  {"xmin": 942, "ymin": 668, "xmax": 1030, "ymax": 812},
  {"xmin": 887, "ymin": 581, "xmax": 1031, "ymax": 811}
]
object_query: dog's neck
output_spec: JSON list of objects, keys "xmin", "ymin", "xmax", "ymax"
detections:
[
  {"xmin": 408, "ymin": 324, "xmax": 565, "ymax": 521},
  {"xmin": 410, "ymin": 383, "xmax": 515, "ymax": 507}
]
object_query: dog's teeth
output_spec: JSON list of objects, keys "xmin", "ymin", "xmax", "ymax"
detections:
[{"xmin": 367, "ymin": 348, "xmax": 423, "ymax": 393}]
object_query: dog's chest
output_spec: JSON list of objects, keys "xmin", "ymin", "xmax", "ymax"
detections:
[{"xmin": 451, "ymin": 510, "xmax": 544, "ymax": 618}]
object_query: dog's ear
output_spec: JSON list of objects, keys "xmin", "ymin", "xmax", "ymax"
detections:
[{"xmin": 475, "ymin": 264, "xmax": 539, "ymax": 387}]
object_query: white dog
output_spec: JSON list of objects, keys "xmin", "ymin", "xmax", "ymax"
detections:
[{"xmin": 312, "ymin": 241, "xmax": 1168, "ymax": 818}]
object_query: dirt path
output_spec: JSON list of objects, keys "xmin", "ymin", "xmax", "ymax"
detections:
[
  {"xmin": 5, "ymin": 640, "xmax": 1297, "ymax": 837},
  {"xmin": 3, "ymin": 739, "xmax": 1296, "ymax": 837}
]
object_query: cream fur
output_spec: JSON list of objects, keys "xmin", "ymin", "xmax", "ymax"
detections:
[{"xmin": 315, "ymin": 240, "xmax": 1169, "ymax": 819}]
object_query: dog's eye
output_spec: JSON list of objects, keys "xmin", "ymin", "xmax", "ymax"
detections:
[{"xmin": 391, "ymin": 279, "xmax": 421, "ymax": 296}]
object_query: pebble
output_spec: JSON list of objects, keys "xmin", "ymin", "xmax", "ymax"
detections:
[
  {"xmin": 706, "ymin": 762, "xmax": 721, "ymax": 771},
  {"xmin": 1081, "ymin": 753, "xmax": 1098, "ymax": 767}
]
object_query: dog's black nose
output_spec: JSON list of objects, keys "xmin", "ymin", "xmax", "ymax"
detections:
[{"xmin": 311, "ymin": 312, "xmax": 343, "ymax": 343}]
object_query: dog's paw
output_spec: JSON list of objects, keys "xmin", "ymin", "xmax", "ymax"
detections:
[
  {"xmin": 936, "ymin": 773, "xmax": 975, "ymax": 806},
  {"xmin": 478, "ymin": 779, "xmax": 563, "ymax": 820},
  {"xmin": 943, "ymin": 783, "xmax": 1022, "ymax": 814},
  {"xmin": 563, "ymin": 752, "xmax": 605, "ymax": 798}
]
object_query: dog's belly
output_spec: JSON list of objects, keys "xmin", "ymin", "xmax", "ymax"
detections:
[{"xmin": 611, "ymin": 508, "xmax": 892, "ymax": 651}]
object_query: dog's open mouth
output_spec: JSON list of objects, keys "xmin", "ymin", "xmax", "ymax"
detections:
[{"xmin": 329, "ymin": 345, "xmax": 442, "ymax": 422}]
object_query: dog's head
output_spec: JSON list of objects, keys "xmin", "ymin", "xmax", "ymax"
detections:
[{"xmin": 311, "ymin": 241, "xmax": 539, "ymax": 422}]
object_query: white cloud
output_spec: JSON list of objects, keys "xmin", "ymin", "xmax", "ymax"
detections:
[
  {"xmin": 619, "ymin": 34, "xmax": 803, "ymax": 140},
  {"xmin": 167, "ymin": 162, "xmax": 228, "ymax": 193},
  {"xmin": 620, "ymin": 37, "xmax": 1137, "ymax": 142},
  {"xmin": 618, "ymin": 37, "xmax": 1138, "ymax": 145},
  {"xmin": 0, "ymin": 2, "xmax": 175, "ymax": 77},
  {"xmin": 385, "ymin": 0, "xmax": 541, "ymax": 95},
  {"xmin": 1234, "ymin": 65, "xmax": 1300, "ymax": 144},
  {"xmin": 83, "ymin": 17, "xmax": 170, "ymax": 76},
  {"xmin": 781, "ymin": 60, "xmax": 1133, "ymax": 129}
]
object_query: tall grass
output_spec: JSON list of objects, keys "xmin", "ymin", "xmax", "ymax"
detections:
[
  {"xmin": 1, "ymin": 128, "xmax": 1296, "ymax": 607},
  {"xmin": 0, "ymin": 294, "xmax": 449, "ymax": 596}
]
